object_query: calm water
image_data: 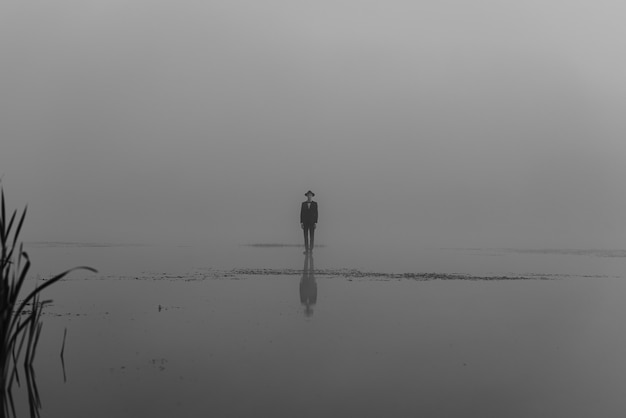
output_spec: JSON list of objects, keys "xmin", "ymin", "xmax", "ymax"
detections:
[{"xmin": 9, "ymin": 243, "xmax": 626, "ymax": 417}]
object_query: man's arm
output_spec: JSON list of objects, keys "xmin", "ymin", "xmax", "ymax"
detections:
[
  {"xmin": 300, "ymin": 203, "xmax": 305, "ymax": 224},
  {"xmin": 313, "ymin": 203, "xmax": 318, "ymax": 224}
]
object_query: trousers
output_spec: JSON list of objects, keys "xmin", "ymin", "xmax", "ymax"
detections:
[{"xmin": 303, "ymin": 224, "xmax": 315, "ymax": 250}]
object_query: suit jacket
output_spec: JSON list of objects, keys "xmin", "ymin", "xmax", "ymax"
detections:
[{"xmin": 300, "ymin": 201, "xmax": 318, "ymax": 225}]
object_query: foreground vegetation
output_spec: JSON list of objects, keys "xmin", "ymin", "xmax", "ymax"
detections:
[{"xmin": 0, "ymin": 189, "xmax": 96, "ymax": 416}]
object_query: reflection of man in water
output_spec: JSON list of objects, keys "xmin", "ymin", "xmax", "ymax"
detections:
[
  {"xmin": 300, "ymin": 254, "xmax": 317, "ymax": 317},
  {"xmin": 300, "ymin": 190, "xmax": 318, "ymax": 254}
]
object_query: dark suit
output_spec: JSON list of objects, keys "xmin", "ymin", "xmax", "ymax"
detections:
[{"xmin": 300, "ymin": 201, "xmax": 318, "ymax": 250}]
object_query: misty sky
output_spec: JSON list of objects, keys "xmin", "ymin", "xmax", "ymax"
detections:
[{"xmin": 2, "ymin": 0, "xmax": 626, "ymax": 249}]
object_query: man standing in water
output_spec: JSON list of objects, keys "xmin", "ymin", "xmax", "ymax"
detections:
[{"xmin": 300, "ymin": 190, "xmax": 318, "ymax": 253}]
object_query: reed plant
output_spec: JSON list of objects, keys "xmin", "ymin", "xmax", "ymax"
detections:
[{"xmin": 0, "ymin": 189, "xmax": 96, "ymax": 416}]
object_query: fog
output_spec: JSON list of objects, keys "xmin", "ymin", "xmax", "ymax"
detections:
[{"xmin": 2, "ymin": 0, "xmax": 626, "ymax": 250}]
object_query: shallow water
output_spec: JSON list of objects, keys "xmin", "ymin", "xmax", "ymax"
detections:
[{"xmin": 9, "ymin": 244, "xmax": 626, "ymax": 417}]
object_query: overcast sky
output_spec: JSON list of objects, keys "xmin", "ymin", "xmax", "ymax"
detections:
[{"xmin": 2, "ymin": 0, "xmax": 626, "ymax": 249}]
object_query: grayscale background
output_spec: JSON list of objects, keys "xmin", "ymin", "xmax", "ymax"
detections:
[
  {"xmin": 3, "ymin": 4, "xmax": 626, "ymax": 416},
  {"xmin": 2, "ymin": 0, "xmax": 626, "ymax": 251}
]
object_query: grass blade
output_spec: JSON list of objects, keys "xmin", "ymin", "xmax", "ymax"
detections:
[
  {"xmin": 3, "ymin": 210, "xmax": 16, "ymax": 247},
  {"xmin": 12, "ymin": 207, "xmax": 27, "ymax": 248},
  {"xmin": 14, "ymin": 266, "xmax": 97, "ymax": 322}
]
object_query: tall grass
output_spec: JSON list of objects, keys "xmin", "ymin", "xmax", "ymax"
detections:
[{"xmin": 0, "ymin": 188, "xmax": 96, "ymax": 416}]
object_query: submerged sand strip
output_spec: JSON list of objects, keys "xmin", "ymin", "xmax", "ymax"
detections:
[
  {"xmin": 229, "ymin": 268, "xmax": 557, "ymax": 281},
  {"xmin": 78, "ymin": 268, "xmax": 618, "ymax": 282}
]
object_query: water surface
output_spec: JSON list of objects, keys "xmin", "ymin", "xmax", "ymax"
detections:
[{"xmin": 10, "ymin": 244, "xmax": 626, "ymax": 417}]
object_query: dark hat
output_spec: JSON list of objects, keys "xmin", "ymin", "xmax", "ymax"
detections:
[{"xmin": 305, "ymin": 190, "xmax": 315, "ymax": 197}]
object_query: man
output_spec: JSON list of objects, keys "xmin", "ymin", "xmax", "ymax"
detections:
[{"xmin": 300, "ymin": 190, "xmax": 318, "ymax": 253}]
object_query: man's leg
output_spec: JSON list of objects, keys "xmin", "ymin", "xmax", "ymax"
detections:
[
  {"xmin": 309, "ymin": 225, "xmax": 315, "ymax": 252},
  {"xmin": 303, "ymin": 225, "xmax": 310, "ymax": 251}
]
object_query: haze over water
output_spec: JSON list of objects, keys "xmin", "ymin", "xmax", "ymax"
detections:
[
  {"xmin": 2, "ymin": 0, "xmax": 626, "ymax": 252},
  {"xmin": 3, "ymin": 1, "xmax": 626, "ymax": 417}
]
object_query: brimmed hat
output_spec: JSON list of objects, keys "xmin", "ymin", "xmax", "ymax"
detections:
[{"xmin": 305, "ymin": 190, "xmax": 315, "ymax": 197}]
